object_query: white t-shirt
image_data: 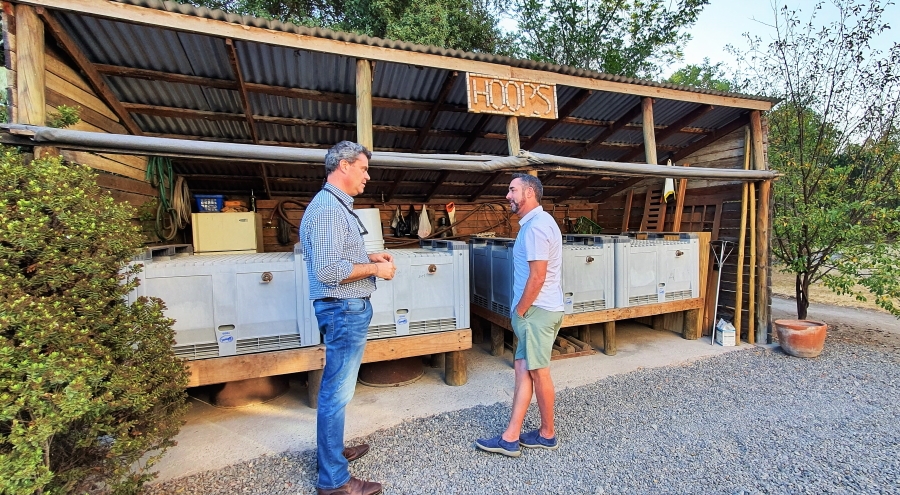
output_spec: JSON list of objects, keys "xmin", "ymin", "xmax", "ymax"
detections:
[{"xmin": 511, "ymin": 206, "xmax": 564, "ymax": 313}]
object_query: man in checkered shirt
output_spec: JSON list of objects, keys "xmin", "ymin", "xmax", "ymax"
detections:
[{"xmin": 300, "ymin": 141, "xmax": 395, "ymax": 495}]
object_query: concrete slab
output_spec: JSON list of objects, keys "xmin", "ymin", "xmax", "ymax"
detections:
[{"xmin": 153, "ymin": 318, "xmax": 748, "ymax": 483}]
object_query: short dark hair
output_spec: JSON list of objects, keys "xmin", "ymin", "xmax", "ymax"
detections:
[
  {"xmin": 511, "ymin": 173, "xmax": 543, "ymax": 202},
  {"xmin": 325, "ymin": 141, "xmax": 372, "ymax": 175}
]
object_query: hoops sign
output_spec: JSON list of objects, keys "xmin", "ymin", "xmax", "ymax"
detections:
[{"xmin": 465, "ymin": 73, "xmax": 558, "ymax": 119}]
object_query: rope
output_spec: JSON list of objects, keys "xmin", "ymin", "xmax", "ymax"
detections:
[{"xmin": 146, "ymin": 156, "xmax": 191, "ymax": 241}]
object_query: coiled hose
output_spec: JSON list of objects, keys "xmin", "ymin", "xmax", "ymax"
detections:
[
  {"xmin": 269, "ymin": 199, "xmax": 305, "ymax": 245},
  {"xmin": 146, "ymin": 156, "xmax": 192, "ymax": 241}
]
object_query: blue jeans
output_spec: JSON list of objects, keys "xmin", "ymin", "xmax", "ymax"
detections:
[{"xmin": 313, "ymin": 297, "xmax": 373, "ymax": 490}]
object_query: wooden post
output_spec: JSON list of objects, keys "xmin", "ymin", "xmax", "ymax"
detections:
[
  {"xmin": 750, "ymin": 111, "xmax": 771, "ymax": 342},
  {"xmin": 355, "ymin": 59, "xmax": 373, "ymax": 149},
  {"xmin": 471, "ymin": 317, "xmax": 485, "ymax": 344},
  {"xmin": 602, "ymin": 321, "xmax": 616, "ymax": 356},
  {"xmin": 641, "ymin": 98, "xmax": 657, "ymax": 164},
  {"xmin": 15, "ymin": 4, "xmax": 45, "ymax": 126},
  {"xmin": 307, "ymin": 368, "xmax": 323, "ymax": 409},
  {"xmin": 748, "ymin": 182, "xmax": 757, "ymax": 344},
  {"xmin": 490, "ymin": 322, "xmax": 505, "ymax": 357},
  {"xmin": 651, "ymin": 314, "xmax": 665, "ymax": 331},
  {"xmin": 621, "ymin": 188, "xmax": 634, "ymax": 232},
  {"xmin": 683, "ymin": 308, "xmax": 702, "ymax": 340},
  {"xmin": 506, "ymin": 116, "xmax": 521, "ymax": 156},
  {"xmin": 696, "ymin": 232, "xmax": 711, "ymax": 334},
  {"xmin": 430, "ymin": 352, "xmax": 445, "ymax": 369},
  {"xmin": 735, "ymin": 127, "xmax": 751, "ymax": 344},
  {"xmin": 445, "ymin": 350, "xmax": 467, "ymax": 386},
  {"xmin": 578, "ymin": 325, "xmax": 592, "ymax": 348}
]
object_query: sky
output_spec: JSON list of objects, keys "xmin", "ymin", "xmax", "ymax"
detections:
[
  {"xmin": 673, "ymin": 0, "xmax": 898, "ymax": 75},
  {"xmin": 500, "ymin": 0, "xmax": 899, "ymax": 78}
]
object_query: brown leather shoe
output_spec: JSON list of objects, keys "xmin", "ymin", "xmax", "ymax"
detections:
[
  {"xmin": 316, "ymin": 476, "xmax": 382, "ymax": 495},
  {"xmin": 342, "ymin": 443, "xmax": 370, "ymax": 462}
]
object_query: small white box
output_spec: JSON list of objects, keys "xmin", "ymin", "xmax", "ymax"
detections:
[{"xmin": 715, "ymin": 324, "xmax": 736, "ymax": 347}]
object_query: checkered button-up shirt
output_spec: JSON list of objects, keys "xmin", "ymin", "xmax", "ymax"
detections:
[{"xmin": 299, "ymin": 183, "xmax": 375, "ymax": 300}]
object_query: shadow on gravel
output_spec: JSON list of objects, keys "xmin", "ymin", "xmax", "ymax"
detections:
[{"xmin": 148, "ymin": 322, "xmax": 900, "ymax": 495}]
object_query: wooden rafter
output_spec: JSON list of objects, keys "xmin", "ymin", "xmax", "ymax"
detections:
[
  {"xmin": 258, "ymin": 163, "xmax": 272, "ymax": 198},
  {"xmin": 523, "ymin": 89, "xmax": 593, "ymax": 150},
  {"xmin": 459, "ymin": 114, "xmax": 492, "ymax": 154},
  {"xmin": 225, "ymin": 39, "xmax": 258, "ymax": 144},
  {"xmin": 383, "ymin": 170, "xmax": 406, "ymax": 202},
  {"xmin": 665, "ymin": 113, "xmax": 750, "ymax": 163},
  {"xmin": 540, "ymin": 171, "xmax": 559, "ymax": 183},
  {"xmin": 424, "ymin": 171, "xmax": 451, "ymax": 202},
  {"xmin": 589, "ymin": 177, "xmax": 645, "ymax": 203},
  {"xmin": 554, "ymin": 175, "xmax": 610, "ymax": 203},
  {"xmin": 574, "ymin": 101, "xmax": 643, "ymax": 158},
  {"xmin": 412, "ymin": 71, "xmax": 458, "ymax": 152},
  {"xmin": 37, "ymin": 8, "xmax": 142, "ymax": 135},
  {"xmin": 616, "ymin": 104, "xmax": 715, "ymax": 162},
  {"xmin": 468, "ymin": 171, "xmax": 504, "ymax": 202}
]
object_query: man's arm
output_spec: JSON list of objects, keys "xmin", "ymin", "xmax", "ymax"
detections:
[
  {"xmin": 515, "ymin": 259, "xmax": 547, "ymax": 317},
  {"xmin": 342, "ymin": 261, "xmax": 395, "ymax": 282}
]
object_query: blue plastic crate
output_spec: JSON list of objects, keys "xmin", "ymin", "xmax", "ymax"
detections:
[{"xmin": 194, "ymin": 194, "xmax": 224, "ymax": 212}]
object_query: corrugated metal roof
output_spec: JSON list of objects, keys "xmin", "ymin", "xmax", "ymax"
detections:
[
  {"xmin": 113, "ymin": 0, "xmax": 776, "ymax": 104},
  {"xmin": 31, "ymin": 1, "xmax": 773, "ymax": 201}
]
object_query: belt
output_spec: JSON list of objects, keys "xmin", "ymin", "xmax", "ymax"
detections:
[{"xmin": 316, "ymin": 296, "xmax": 370, "ymax": 302}]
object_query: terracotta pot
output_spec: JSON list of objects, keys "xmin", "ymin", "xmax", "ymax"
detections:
[{"xmin": 774, "ymin": 319, "xmax": 827, "ymax": 358}]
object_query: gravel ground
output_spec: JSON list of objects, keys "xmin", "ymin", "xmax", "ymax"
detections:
[{"xmin": 147, "ymin": 322, "xmax": 900, "ymax": 495}]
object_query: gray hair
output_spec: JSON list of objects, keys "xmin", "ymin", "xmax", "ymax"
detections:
[
  {"xmin": 324, "ymin": 141, "xmax": 372, "ymax": 175},
  {"xmin": 511, "ymin": 173, "xmax": 544, "ymax": 202}
]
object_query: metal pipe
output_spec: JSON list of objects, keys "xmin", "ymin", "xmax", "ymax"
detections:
[{"xmin": 3, "ymin": 124, "xmax": 779, "ymax": 181}]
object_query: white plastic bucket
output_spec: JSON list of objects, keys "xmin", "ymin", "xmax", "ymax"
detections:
[{"xmin": 355, "ymin": 208, "xmax": 385, "ymax": 252}]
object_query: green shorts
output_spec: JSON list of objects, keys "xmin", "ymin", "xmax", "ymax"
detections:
[{"xmin": 511, "ymin": 306, "xmax": 564, "ymax": 370}]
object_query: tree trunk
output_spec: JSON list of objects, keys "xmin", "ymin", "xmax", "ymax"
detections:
[{"xmin": 795, "ymin": 273, "xmax": 810, "ymax": 319}]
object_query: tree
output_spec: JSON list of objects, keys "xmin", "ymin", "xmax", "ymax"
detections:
[
  {"xmin": 731, "ymin": 0, "xmax": 900, "ymax": 319},
  {"xmin": 192, "ymin": 0, "xmax": 517, "ymax": 54},
  {"xmin": 0, "ymin": 148, "xmax": 189, "ymax": 493},
  {"xmin": 512, "ymin": 0, "xmax": 708, "ymax": 78},
  {"xmin": 666, "ymin": 58, "xmax": 735, "ymax": 92}
]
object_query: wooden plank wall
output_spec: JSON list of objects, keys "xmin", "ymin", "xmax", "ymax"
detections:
[
  {"xmin": 256, "ymin": 199, "xmax": 595, "ymax": 253},
  {"xmin": 2, "ymin": 4, "xmax": 155, "ymax": 210},
  {"xmin": 594, "ymin": 127, "xmax": 768, "ymax": 341}
]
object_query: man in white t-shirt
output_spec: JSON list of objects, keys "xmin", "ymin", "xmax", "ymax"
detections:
[{"xmin": 475, "ymin": 173, "xmax": 564, "ymax": 457}]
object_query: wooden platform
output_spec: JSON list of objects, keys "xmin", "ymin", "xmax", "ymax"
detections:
[
  {"xmin": 187, "ymin": 329, "xmax": 472, "ymax": 407},
  {"xmin": 471, "ymin": 298, "xmax": 704, "ymax": 358}
]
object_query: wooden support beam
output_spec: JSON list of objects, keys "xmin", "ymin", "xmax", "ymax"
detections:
[
  {"xmin": 666, "ymin": 113, "xmax": 750, "ymax": 163},
  {"xmin": 459, "ymin": 114, "xmax": 491, "ymax": 154},
  {"xmin": 356, "ymin": 59, "xmax": 373, "ymax": 149},
  {"xmin": 554, "ymin": 174, "xmax": 610, "ymax": 203},
  {"xmin": 384, "ymin": 170, "xmax": 406, "ymax": 202},
  {"xmin": 541, "ymin": 171, "xmax": 559, "ymax": 183},
  {"xmin": 468, "ymin": 170, "xmax": 504, "ymax": 202},
  {"xmin": 506, "ymin": 116, "xmax": 520, "ymax": 156},
  {"xmin": 621, "ymin": 188, "xmax": 634, "ymax": 231},
  {"xmin": 94, "ymin": 64, "xmax": 240, "ymax": 89},
  {"xmin": 616, "ymin": 104, "xmax": 714, "ymax": 162},
  {"xmin": 641, "ymin": 97, "xmax": 658, "ymax": 165},
  {"xmin": 411, "ymin": 71, "xmax": 457, "ymax": 152},
  {"xmin": 225, "ymin": 38, "xmax": 258, "ymax": 144},
  {"xmin": 15, "ymin": 4, "xmax": 45, "ymax": 125},
  {"xmin": 589, "ymin": 176, "xmax": 644, "ymax": 203},
  {"xmin": 258, "ymin": 163, "xmax": 272, "ymax": 199},
  {"xmin": 523, "ymin": 89, "xmax": 593, "ymax": 149},
  {"xmin": 37, "ymin": 8, "xmax": 142, "ymax": 135},
  {"xmin": 575, "ymin": 101, "xmax": 643, "ymax": 158},
  {"xmin": 751, "ymin": 111, "xmax": 770, "ymax": 343},
  {"xmin": 424, "ymin": 170, "xmax": 450, "ymax": 202}
]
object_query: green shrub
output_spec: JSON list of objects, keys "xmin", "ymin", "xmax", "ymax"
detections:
[{"xmin": 0, "ymin": 146, "xmax": 189, "ymax": 494}]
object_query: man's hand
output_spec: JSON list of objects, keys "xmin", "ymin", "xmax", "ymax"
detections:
[
  {"xmin": 374, "ymin": 261, "xmax": 396, "ymax": 280},
  {"xmin": 369, "ymin": 252, "xmax": 394, "ymax": 263}
]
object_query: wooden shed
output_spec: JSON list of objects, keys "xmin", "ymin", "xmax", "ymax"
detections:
[{"xmin": 2, "ymin": 0, "xmax": 776, "ymax": 396}]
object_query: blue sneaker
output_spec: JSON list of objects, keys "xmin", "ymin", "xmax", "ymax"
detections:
[
  {"xmin": 474, "ymin": 434, "xmax": 521, "ymax": 457},
  {"xmin": 519, "ymin": 429, "xmax": 559, "ymax": 450}
]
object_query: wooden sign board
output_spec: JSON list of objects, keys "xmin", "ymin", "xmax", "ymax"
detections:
[{"xmin": 466, "ymin": 73, "xmax": 558, "ymax": 119}]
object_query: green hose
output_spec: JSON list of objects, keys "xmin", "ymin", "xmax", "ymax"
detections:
[{"xmin": 146, "ymin": 157, "xmax": 190, "ymax": 241}]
